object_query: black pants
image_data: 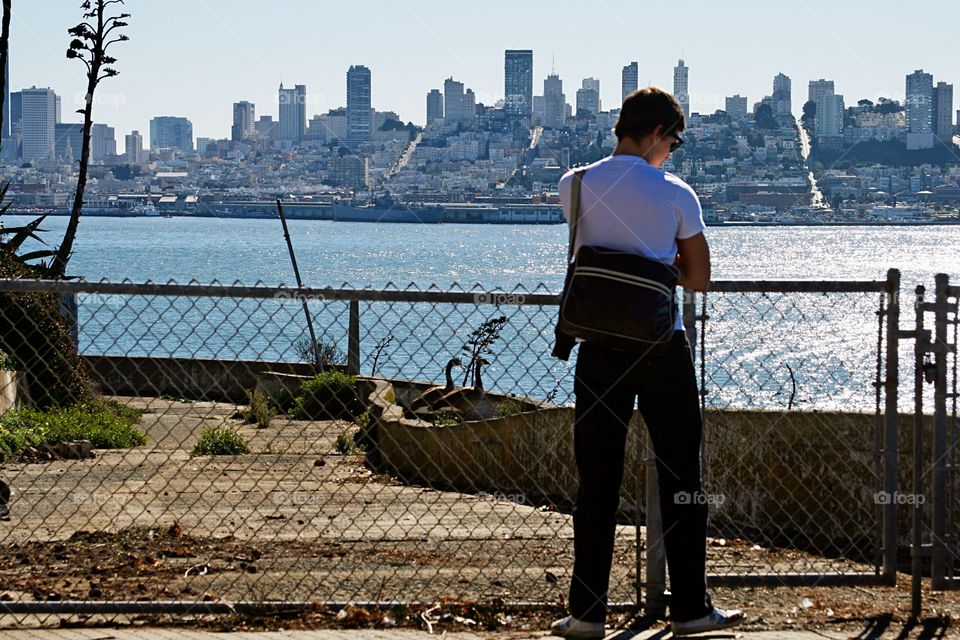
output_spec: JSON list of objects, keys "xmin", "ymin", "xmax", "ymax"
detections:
[{"xmin": 568, "ymin": 331, "xmax": 712, "ymax": 623}]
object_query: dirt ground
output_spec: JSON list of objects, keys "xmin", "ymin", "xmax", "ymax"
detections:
[{"xmin": 1, "ymin": 397, "xmax": 959, "ymax": 635}]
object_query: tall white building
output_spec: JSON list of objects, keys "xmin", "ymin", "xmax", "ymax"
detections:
[
  {"xmin": 125, "ymin": 130, "xmax": 144, "ymax": 163},
  {"xmin": 543, "ymin": 73, "xmax": 566, "ymax": 129},
  {"xmin": 725, "ymin": 95, "xmax": 748, "ymax": 120},
  {"xmin": 673, "ymin": 59, "xmax": 689, "ymax": 121},
  {"xmin": 906, "ymin": 70, "xmax": 934, "ymax": 134},
  {"xmin": 815, "ymin": 94, "xmax": 844, "ymax": 139},
  {"xmin": 808, "ymin": 79, "xmax": 834, "ymax": 105},
  {"xmin": 21, "ymin": 87, "xmax": 57, "ymax": 162},
  {"xmin": 933, "ymin": 81, "xmax": 954, "ymax": 140},
  {"xmin": 346, "ymin": 65, "xmax": 372, "ymax": 145},
  {"xmin": 772, "ymin": 72, "xmax": 792, "ymax": 115},
  {"xmin": 622, "ymin": 62, "xmax": 638, "ymax": 105},
  {"xmin": 906, "ymin": 69, "xmax": 935, "ymax": 149}
]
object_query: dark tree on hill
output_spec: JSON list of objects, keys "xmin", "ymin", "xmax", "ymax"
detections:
[
  {"xmin": 51, "ymin": 0, "xmax": 130, "ymax": 278},
  {"xmin": 754, "ymin": 103, "xmax": 778, "ymax": 130},
  {"xmin": 876, "ymin": 101, "xmax": 902, "ymax": 115}
]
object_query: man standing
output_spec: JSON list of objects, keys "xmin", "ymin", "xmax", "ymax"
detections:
[{"xmin": 551, "ymin": 87, "xmax": 743, "ymax": 638}]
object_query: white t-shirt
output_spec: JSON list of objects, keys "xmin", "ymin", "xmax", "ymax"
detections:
[{"xmin": 558, "ymin": 154, "xmax": 706, "ymax": 331}]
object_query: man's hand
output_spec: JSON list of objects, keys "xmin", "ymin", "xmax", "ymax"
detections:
[{"xmin": 675, "ymin": 233, "xmax": 711, "ymax": 292}]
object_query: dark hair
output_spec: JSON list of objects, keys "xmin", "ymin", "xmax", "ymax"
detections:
[{"xmin": 614, "ymin": 87, "xmax": 686, "ymax": 142}]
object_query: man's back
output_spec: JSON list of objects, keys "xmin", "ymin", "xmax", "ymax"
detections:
[{"xmin": 558, "ymin": 155, "xmax": 705, "ymax": 266}]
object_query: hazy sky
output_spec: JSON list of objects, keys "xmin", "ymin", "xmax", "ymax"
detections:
[{"xmin": 13, "ymin": 0, "xmax": 960, "ymax": 140}]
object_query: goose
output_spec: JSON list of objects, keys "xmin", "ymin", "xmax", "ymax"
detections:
[
  {"xmin": 437, "ymin": 358, "xmax": 498, "ymax": 420},
  {"xmin": 411, "ymin": 357, "xmax": 463, "ymax": 411}
]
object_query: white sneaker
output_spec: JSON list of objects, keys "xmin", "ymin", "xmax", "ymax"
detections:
[
  {"xmin": 671, "ymin": 607, "xmax": 744, "ymax": 636},
  {"xmin": 550, "ymin": 614, "xmax": 606, "ymax": 638}
]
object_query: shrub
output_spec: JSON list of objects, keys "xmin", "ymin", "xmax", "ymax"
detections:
[
  {"xmin": 0, "ymin": 350, "xmax": 18, "ymax": 371},
  {"xmin": 335, "ymin": 430, "xmax": 360, "ymax": 454},
  {"xmin": 0, "ymin": 254, "xmax": 93, "ymax": 408},
  {"xmin": 292, "ymin": 371, "xmax": 362, "ymax": 421},
  {"xmin": 294, "ymin": 337, "xmax": 345, "ymax": 371},
  {"xmin": 497, "ymin": 399, "xmax": 526, "ymax": 417},
  {"xmin": 241, "ymin": 389, "xmax": 276, "ymax": 429},
  {"xmin": 192, "ymin": 426, "xmax": 249, "ymax": 456},
  {"xmin": 0, "ymin": 400, "xmax": 146, "ymax": 462}
]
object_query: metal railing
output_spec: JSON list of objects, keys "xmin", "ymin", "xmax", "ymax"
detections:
[{"xmin": 0, "ymin": 272, "xmax": 902, "ymax": 622}]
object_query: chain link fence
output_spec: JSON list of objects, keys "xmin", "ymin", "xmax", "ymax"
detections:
[
  {"xmin": 0, "ymin": 274, "xmax": 901, "ymax": 622},
  {"xmin": 688, "ymin": 278, "xmax": 898, "ymax": 590}
]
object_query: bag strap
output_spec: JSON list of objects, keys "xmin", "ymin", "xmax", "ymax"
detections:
[{"xmin": 567, "ymin": 168, "xmax": 587, "ymax": 263}]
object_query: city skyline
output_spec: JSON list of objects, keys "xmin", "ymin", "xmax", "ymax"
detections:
[{"xmin": 11, "ymin": 0, "xmax": 960, "ymax": 140}]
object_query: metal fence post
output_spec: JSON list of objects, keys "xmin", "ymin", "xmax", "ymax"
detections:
[
  {"xmin": 912, "ymin": 284, "xmax": 927, "ymax": 617},
  {"xmin": 58, "ymin": 292, "xmax": 79, "ymax": 350},
  {"xmin": 883, "ymin": 268, "xmax": 900, "ymax": 583},
  {"xmin": 348, "ymin": 300, "xmax": 360, "ymax": 376},
  {"xmin": 932, "ymin": 274, "xmax": 950, "ymax": 589}
]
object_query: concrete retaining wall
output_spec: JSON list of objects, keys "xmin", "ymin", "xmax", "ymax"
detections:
[
  {"xmin": 82, "ymin": 355, "xmax": 323, "ymax": 404},
  {"xmin": 376, "ymin": 401, "xmax": 931, "ymax": 549}
]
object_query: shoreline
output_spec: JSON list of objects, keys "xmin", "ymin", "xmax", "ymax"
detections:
[{"xmin": 9, "ymin": 210, "xmax": 960, "ymax": 227}]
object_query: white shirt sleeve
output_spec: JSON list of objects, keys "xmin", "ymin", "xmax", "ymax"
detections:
[
  {"xmin": 558, "ymin": 171, "xmax": 574, "ymax": 223},
  {"xmin": 674, "ymin": 184, "xmax": 706, "ymax": 240}
]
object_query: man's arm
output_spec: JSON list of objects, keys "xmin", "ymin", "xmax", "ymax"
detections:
[{"xmin": 675, "ymin": 233, "xmax": 711, "ymax": 292}]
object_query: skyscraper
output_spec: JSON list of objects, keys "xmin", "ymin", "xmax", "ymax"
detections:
[
  {"xmin": 576, "ymin": 78, "xmax": 601, "ymax": 117},
  {"xmin": 125, "ymin": 130, "xmax": 144, "ymax": 163},
  {"xmin": 622, "ymin": 62, "xmax": 639, "ymax": 105},
  {"xmin": 91, "ymin": 123, "xmax": 116, "ymax": 161},
  {"xmin": 905, "ymin": 69, "xmax": 935, "ymax": 150},
  {"xmin": 444, "ymin": 77, "xmax": 466, "ymax": 126},
  {"xmin": 504, "ymin": 50, "xmax": 533, "ymax": 117},
  {"xmin": 933, "ymin": 81, "xmax": 954, "ymax": 140},
  {"xmin": 725, "ymin": 95, "xmax": 748, "ymax": 120},
  {"xmin": 346, "ymin": 65, "xmax": 372, "ymax": 145},
  {"xmin": 772, "ymin": 72, "xmax": 792, "ymax": 115},
  {"xmin": 255, "ymin": 115, "xmax": 279, "ymax": 141},
  {"xmin": 9, "ymin": 90, "xmax": 21, "ymax": 137},
  {"xmin": 808, "ymin": 79, "xmax": 834, "ymax": 105},
  {"xmin": 278, "ymin": 83, "xmax": 306, "ymax": 144},
  {"xmin": 54, "ymin": 123, "xmax": 83, "ymax": 162},
  {"xmin": 814, "ymin": 94, "xmax": 844, "ymax": 138},
  {"xmin": 232, "ymin": 101, "xmax": 255, "ymax": 142},
  {"xmin": 464, "ymin": 89, "xmax": 477, "ymax": 123},
  {"xmin": 21, "ymin": 87, "xmax": 57, "ymax": 162},
  {"xmin": 543, "ymin": 73, "xmax": 566, "ymax": 129},
  {"xmin": 150, "ymin": 116, "xmax": 193, "ymax": 151},
  {"xmin": 426, "ymin": 89, "xmax": 444, "ymax": 125},
  {"xmin": 673, "ymin": 59, "xmax": 689, "ymax": 122}
]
